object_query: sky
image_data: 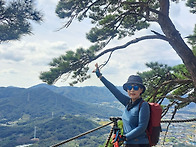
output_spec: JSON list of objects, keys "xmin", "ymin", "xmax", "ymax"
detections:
[{"xmin": 0, "ymin": 0, "xmax": 195, "ymax": 88}]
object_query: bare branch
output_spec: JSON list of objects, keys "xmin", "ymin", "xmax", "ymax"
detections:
[
  {"xmin": 166, "ymin": 95, "xmax": 196, "ymax": 103},
  {"xmin": 82, "ymin": 0, "xmax": 101, "ymax": 15},
  {"xmin": 163, "ymin": 105, "xmax": 178, "ymax": 145},
  {"xmin": 99, "ymin": 51, "xmax": 113, "ymax": 69},
  {"xmin": 161, "ymin": 79, "xmax": 193, "ymax": 85},
  {"xmin": 152, "ymin": 79, "xmax": 192, "ymax": 96},
  {"xmin": 56, "ymin": 15, "xmax": 76, "ymax": 31}
]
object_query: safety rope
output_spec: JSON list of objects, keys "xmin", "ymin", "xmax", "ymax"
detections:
[
  {"xmin": 161, "ymin": 118, "xmax": 196, "ymax": 123},
  {"xmin": 50, "ymin": 121, "xmax": 113, "ymax": 147},
  {"xmin": 50, "ymin": 118, "xmax": 196, "ymax": 147}
]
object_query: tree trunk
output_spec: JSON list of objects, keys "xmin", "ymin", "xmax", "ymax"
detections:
[{"xmin": 158, "ymin": 0, "xmax": 196, "ymax": 88}]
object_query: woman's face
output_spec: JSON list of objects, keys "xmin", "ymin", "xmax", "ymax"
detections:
[{"xmin": 127, "ymin": 85, "xmax": 143, "ymax": 101}]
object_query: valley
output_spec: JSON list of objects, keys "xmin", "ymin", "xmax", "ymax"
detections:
[{"xmin": 0, "ymin": 84, "xmax": 195, "ymax": 147}]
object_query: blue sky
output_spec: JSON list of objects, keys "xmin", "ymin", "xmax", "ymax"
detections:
[{"xmin": 0, "ymin": 0, "xmax": 195, "ymax": 88}]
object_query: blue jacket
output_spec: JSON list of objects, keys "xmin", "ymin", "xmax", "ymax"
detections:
[{"xmin": 100, "ymin": 76, "xmax": 150, "ymax": 144}]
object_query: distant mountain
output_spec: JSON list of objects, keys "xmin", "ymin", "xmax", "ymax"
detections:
[
  {"xmin": 31, "ymin": 83, "xmax": 127, "ymax": 103},
  {"xmin": 0, "ymin": 84, "xmax": 195, "ymax": 147},
  {"xmin": 0, "ymin": 86, "xmax": 121, "ymax": 121},
  {"xmin": 31, "ymin": 84, "xmax": 196, "ymax": 109},
  {"xmin": 1, "ymin": 83, "xmax": 194, "ymax": 122},
  {"xmin": 0, "ymin": 87, "xmax": 26, "ymax": 98},
  {"xmin": 30, "ymin": 83, "xmax": 58, "ymax": 90}
]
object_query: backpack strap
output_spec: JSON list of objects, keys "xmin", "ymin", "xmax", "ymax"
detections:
[
  {"xmin": 139, "ymin": 99, "xmax": 144, "ymax": 111},
  {"xmin": 138, "ymin": 99, "xmax": 152, "ymax": 146}
]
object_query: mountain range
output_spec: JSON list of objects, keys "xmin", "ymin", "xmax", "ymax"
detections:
[
  {"xmin": 0, "ymin": 84, "xmax": 195, "ymax": 147},
  {"xmin": 1, "ymin": 83, "xmax": 195, "ymax": 121},
  {"xmin": 0, "ymin": 84, "xmax": 123, "ymax": 121}
]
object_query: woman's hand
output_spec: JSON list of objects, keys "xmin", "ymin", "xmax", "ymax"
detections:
[{"xmin": 93, "ymin": 63, "xmax": 102, "ymax": 78}]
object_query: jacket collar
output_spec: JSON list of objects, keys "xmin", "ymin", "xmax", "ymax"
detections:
[{"xmin": 127, "ymin": 98, "xmax": 142, "ymax": 111}]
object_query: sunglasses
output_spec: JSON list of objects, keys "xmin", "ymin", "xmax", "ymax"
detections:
[{"xmin": 127, "ymin": 85, "xmax": 140, "ymax": 91}]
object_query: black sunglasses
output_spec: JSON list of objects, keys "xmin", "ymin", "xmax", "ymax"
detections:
[{"xmin": 127, "ymin": 85, "xmax": 140, "ymax": 91}]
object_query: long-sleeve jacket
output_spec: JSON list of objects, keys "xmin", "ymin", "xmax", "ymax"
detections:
[{"xmin": 99, "ymin": 76, "xmax": 150, "ymax": 144}]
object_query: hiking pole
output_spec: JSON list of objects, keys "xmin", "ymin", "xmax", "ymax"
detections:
[
  {"xmin": 110, "ymin": 117, "xmax": 122, "ymax": 147},
  {"xmin": 104, "ymin": 125, "xmax": 114, "ymax": 147}
]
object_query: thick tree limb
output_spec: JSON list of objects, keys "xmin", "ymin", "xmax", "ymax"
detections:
[
  {"xmin": 158, "ymin": 0, "xmax": 196, "ymax": 88},
  {"xmin": 90, "ymin": 34, "xmax": 168, "ymax": 62}
]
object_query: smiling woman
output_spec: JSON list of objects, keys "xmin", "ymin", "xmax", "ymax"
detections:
[{"xmin": 93, "ymin": 63, "xmax": 150, "ymax": 147}]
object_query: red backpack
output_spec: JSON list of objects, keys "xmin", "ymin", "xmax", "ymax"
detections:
[{"xmin": 139, "ymin": 100, "xmax": 162, "ymax": 146}]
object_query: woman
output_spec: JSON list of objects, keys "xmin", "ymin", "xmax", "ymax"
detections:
[{"xmin": 94, "ymin": 63, "xmax": 150, "ymax": 147}]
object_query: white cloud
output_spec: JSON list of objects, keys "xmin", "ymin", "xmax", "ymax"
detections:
[
  {"xmin": 0, "ymin": 40, "xmax": 68, "ymax": 65},
  {"xmin": 170, "ymin": 1, "xmax": 195, "ymax": 37},
  {"xmin": 0, "ymin": 1, "xmax": 194, "ymax": 88},
  {"xmin": 0, "ymin": 68, "xmax": 18, "ymax": 75},
  {"xmin": 0, "ymin": 51, "xmax": 24, "ymax": 62}
]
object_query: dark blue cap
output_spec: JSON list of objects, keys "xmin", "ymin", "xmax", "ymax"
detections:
[{"xmin": 123, "ymin": 75, "xmax": 146, "ymax": 93}]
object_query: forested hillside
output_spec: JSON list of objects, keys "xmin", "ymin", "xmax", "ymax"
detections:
[
  {"xmin": 0, "ymin": 84, "xmax": 195, "ymax": 146},
  {"xmin": 0, "ymin": 115, "xmax": 109, "ymax": 147},
  {"xmin": 0, "ymin": 84, "xmax": 122, "ymax": 146},
  {"xmin": 0, "ymin": 85, "xmax": 121, "ymax": 121},
  {"xmin": 31, "ymin": 83, "xmax": 127, "ymax": 103}
]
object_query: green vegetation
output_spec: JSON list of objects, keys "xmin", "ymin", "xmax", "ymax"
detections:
[
  {"xmin": 0, "ymin": 86, "xmax": 121, "ymax": 121},
  {"xmin": 0, "ymin": 115, "xmax": 110, "ymax": 147},
  {"xmin": 0, "ymin": 85, "xmax": 122, "ymax": 146},
  {"xmin": 39, "ymin": 0, "xmax": 196, "ymax": 118},
  {"xmin": 137, "ymin": 62, "xmax": 195, "ymax": 117},
  {"xmin": 40, "ymin": 0, "xmax": 196, "ymax": 90},
  {"xmin": 0, "ymin": 0, "xmax": 42, "ymax": 42},
  {"xmin": 0, "ymin": 85, "xmax": 195, "ymax": 146},
  {"xmin": 100, "ymin": 120, "xmax": 124, "ymax": 147}
]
